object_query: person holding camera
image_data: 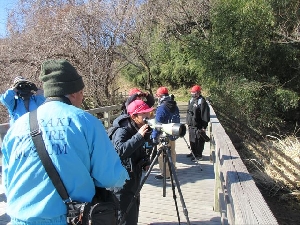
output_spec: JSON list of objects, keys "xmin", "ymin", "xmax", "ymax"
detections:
[
  {"xmin": 186, "ymin": 85, "xmax": 210, "ymax": 161},
  {"xmin": 1, "ymin": 59, "xmax": 129, "ymax": 225},
  {"xmin": 121, "ymin": 87, "xmax": 155, "ymax": 115},
  {"xmin": 0, "ymin": 76, "xmax": 45, "ymax": 126},
  {"xmin": 109, "ymin": 99, "xmax": 153, "ymax": 225},
  {"xmin": 152, "ymin": 86, "xmax": 180, "ymax": 180}
]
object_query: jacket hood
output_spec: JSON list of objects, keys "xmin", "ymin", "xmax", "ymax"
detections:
[
  {"xmin": 159, "ymin": 96, "xmax": 178, "ymax": 113},
  {"xmin": 112, "ymin": 114, "xmax": 131, "ymax": 128}
]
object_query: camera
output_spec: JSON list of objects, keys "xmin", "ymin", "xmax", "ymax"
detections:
[
  {"xmin": 17, "ymin": 83, "xmax": 31, "ymax": 90},
  {"xmin": 16, "ymin": 82, "xmax": 37, "ymax": 91},
  {"xmin": 143, "ymin": 118, "xmax": 186, "ymax": 137}
]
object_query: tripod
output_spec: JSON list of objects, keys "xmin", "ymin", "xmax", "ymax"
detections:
[
  {"xmin": 119, "ymin": 134, "xmax": 191, "ymax": 225},
  {"xmin": 182, "ymin": 136, "xmax": 203, "ymax": 171}
]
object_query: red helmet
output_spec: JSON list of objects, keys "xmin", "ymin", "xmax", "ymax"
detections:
[
  {"xmin": 190, "ymin": 85, "xmax": 201, "ymax": 93},
  {"xmin": 156, "ymin": 86, "xmax": 169, "ymax": 96}
]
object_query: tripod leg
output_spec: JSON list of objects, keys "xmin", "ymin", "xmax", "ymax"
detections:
[
  {"xmin": 166, "ymin": 147, "xmax": 191, "ymax": 225},
  {"xmin": 167, "ymin": 152, "xmax": 181, "ymax": 224},
  {"xmin": 118, "ymin": 147, "xmax": 163, "ymax": 225},
  {"xmin": 163, "ymin": 148, "xmax": 167, "ymax": 197},
  {"xmin": 182, "ymin": 136, "xmax": 203, "ymax": 171}
]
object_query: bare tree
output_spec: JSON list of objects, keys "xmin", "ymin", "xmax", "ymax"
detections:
[{"xmin": 0, "ymin": 0, "xmax": 138, "ymax": 115}]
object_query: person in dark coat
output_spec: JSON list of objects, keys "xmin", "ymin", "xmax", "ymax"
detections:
[
  {"xmin": 186, "ymin": 85, "xmax": 210, "ymax": 160},
  {"xmin": 110, "ymin": 99, "xmax": 154, "ymax": 225}
]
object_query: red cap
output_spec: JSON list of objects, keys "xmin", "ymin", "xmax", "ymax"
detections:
[
  {"xmin": 127, "ymin": 100, "xmax": 154, "ymax": 116},
  {"xmin": 156, "ymin": 86, "xmax": 169, "ymax": 96},
  {"xmin": 128, "ymin": 88, "xmax": 142, "ymax": 96},
  {"xmin": 191, "ymin": 85, "xmax": 201, "ymax": 93}
]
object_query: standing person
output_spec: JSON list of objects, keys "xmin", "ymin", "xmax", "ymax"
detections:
[
  {"xmin": 0, "ymin": 76, "xmax": 45, "ymax": 126},
  {"xmin": 121, "ymin": 87, "xmax": 155, "ymax": 115},
  {"xmin": 152, "ymin": 86, "xmax": 180, "ymax": 180},
  {"xmin": 109, "ymin": 99, "xmax": 153, "ymax": 225},
  {"xmin": 186, "ymin": 84, "xmax": 210, "ymax": 160},
  {"xmin": 1, "ymin": 59, "xmax": 129, "ymax": 225}
]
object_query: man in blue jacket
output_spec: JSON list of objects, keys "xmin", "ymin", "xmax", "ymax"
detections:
[
  {"xmin": 152, "ymin": 86, "xmax": 180, "ymax": 180},
  {"xmin": 0, "ymin": 76, "xmax": 45, "ymax": 126},
  {"xmin": 1, "ymin": 59, "xmax": 129, "ymax": 225}
]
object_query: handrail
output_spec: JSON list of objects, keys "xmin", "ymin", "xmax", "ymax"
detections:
[{"xmin": 208, "ymin": 105, "xmax": 278, "ymax": 224}]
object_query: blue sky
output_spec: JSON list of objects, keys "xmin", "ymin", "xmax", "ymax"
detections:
[{"xmin": 0, "ymin": 0, "xmax": 18, "ymax": 38}]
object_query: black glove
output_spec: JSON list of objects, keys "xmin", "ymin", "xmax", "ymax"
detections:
[{"xmin": 29, "ymin": 82, "xmax": 38, "ymax": 91}]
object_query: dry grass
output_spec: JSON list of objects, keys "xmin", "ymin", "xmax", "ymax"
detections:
[{"xmin": 265, "ymin": 135, "xmax": 300, "ymax": 192}]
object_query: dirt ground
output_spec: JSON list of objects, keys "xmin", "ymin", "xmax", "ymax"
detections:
[{"xmin": 259, "ymin": 187, "xmax": 300, "ymax": 225}]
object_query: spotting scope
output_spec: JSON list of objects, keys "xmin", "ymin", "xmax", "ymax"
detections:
[{"xmin": 144, "ymin": 118, "xmax": 186, "ymax": 137}]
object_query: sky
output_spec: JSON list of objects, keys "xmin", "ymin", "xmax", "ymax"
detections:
[{"xmin": 0, "ymin": 0, "xmax": 18, "ymax": 38}]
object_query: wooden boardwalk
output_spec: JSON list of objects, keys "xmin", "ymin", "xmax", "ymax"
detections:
[{"xmin": 138, "ymin": 130, "xmax": 221, "ymax": 225}]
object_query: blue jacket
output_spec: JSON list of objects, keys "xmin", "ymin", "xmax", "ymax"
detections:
[
  {"xmin": 1, "ymin": 101, "xmax": 129, "ymax": 224},
  {"xmin": 0, "ymin": 88, "xmax": 45, "ymax": 126},
  {"xmin": 152, "ymin": 96, "xmax": 180, "ymax": 140}
]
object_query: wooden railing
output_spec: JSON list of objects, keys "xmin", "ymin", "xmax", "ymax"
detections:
[
  {"xmin": 208, "ymin": 105, "xmax": 278, "ymax": 225},
  {"xmin": 87, "ymin": 104, "xmax": 122, "ymax": 128}
]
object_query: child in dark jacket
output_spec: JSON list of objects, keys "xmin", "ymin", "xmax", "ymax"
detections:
[{"xmin": 110, "ymin": 99, "xmax": 154, "ymax": 225}]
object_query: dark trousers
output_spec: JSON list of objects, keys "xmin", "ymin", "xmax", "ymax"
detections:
[
  {"xmin": 190, "ymin": 139, "xmax": 205, "ymax": 157},
  {"xmin": 189, "ymin": 126, "xmax": 205, "ymax": 157},
  {"xmin": 119, "ymin": 191, "xmax": 140, "ymax": 225},
  {"xmin": 118, "ymin": 170, "xmax": 141, "ymax": 225}
]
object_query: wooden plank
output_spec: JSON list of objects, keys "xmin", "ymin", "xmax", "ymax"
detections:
[{"xmin": 87, "ymin": 104, "xmax": 121, "ymax": 114}]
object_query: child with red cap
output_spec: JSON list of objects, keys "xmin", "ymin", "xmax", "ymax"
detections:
[{"xmin": 109, "ymin": 99, "xmax": 154, "ymax": 225}]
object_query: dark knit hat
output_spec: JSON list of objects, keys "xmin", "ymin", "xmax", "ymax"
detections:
[{"xmin": 40, "ymin": 59, "xmax": 85, "ymax": 97}]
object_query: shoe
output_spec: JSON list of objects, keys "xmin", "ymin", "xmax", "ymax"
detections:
[
  {"xmin": 191, "ymin": 156, "xmax": 202, "ymax": 161},
  {"xmin": 186, "ymin": 153, "xmax": 193, "ymax": 157},
  {"xmin": 155, "ymin": 175, "xmax": 170, "ymax": 180}
]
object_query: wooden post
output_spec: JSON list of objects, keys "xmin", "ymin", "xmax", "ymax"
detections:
[{"xmin": 104, "ymin": 111, "xmax": 110, "ymax": 128}]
